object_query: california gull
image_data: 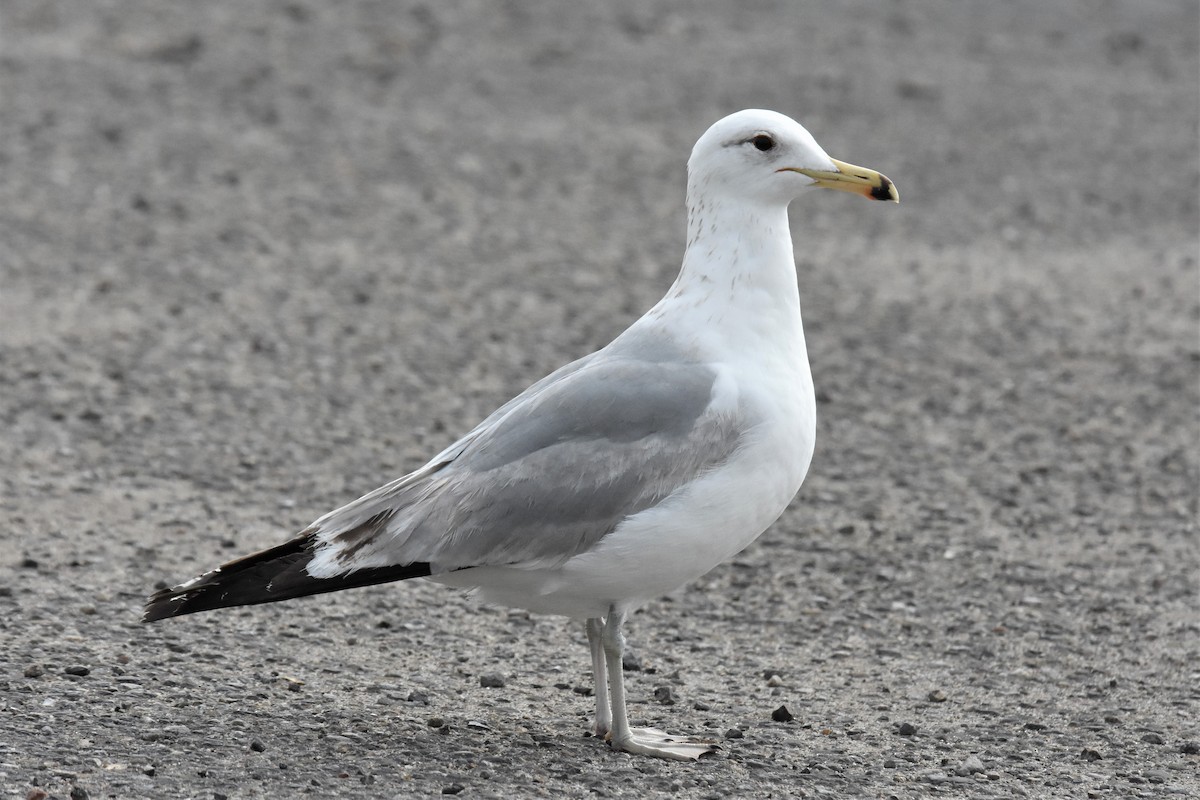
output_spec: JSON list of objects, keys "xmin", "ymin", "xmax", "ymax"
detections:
[{"xmin": 144, "ymin": 108, "xmax": 898, "ymax": 760}]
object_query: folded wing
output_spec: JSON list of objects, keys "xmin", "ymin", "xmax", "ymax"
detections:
[{"xmin": 145, "ymin": 351, "xmax": 743, "ymax": 621}]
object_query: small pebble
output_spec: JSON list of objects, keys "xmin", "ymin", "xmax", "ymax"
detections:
[
  {"xmin": 766, "ymin": 674, "xmax": 785, "ymax": 687},
  {"xmin": 1140, "ymin": 732, "xmax": 1164, "ymax": 745},
  {"xmin": 64, "ymin": 665, "xmax": 90, "ymax": 677},
  {"xmin": 883, "ymin": 759, "xmax": 897, "ymax": 768},
  {"xmin": 896, "ymin": 722, "xmax": 918, "ymax": 736},
  {"xmin": 927, "ymin": 689, "xmax": 947, "ymax": 703},
  {"xmin": 725, "ymin": 728, "xmax": 744, "ymax": 739},
  {"xmin": 653, "ymin": 686, "xmax": 675, "ymax": 705},
  {"xmin": 24, "ymin": 664, "xmax": 44, "ymax": 678},
  {"xmin": 771, "ymin": 705, "xmax": 794, "ymax": 723},
  {"xmin": 622, "ymin": 653, "xmax": 643, "ymax": 671},
  {"xmin": 407, "ymin": 690, "xmax": 429, "ymax": 704},
  {"xmin": 1080, "ymin": 747, "xmax": 1103, "ymax": 761},
  {"xmin": 20, "ymin": 557, "xmax": 39, "ymax": 569},
  {"xmin": 479, "ymin": 674, "xmax": 505, "ymax": 689},
  {"xmin": 693, "ymin": 701, "xmax": 711, "ymax": 711},
  {"xmin": 956, "ymin": 755, "xmax": 985, "ymax": 776},
  {"xmin": 1180, "ymin": 740, "xmax": 1199, "ymax": 755},
  {"xmin": 70, "ymin": 787, "xmax": 90, "ymax": 800},
  {"xmin": 249, "ymin": 739, "xmax": 266, "ymax": 752},
  {"xmin": 427, "ymin": 717, "xmax": 444, "ymax": 728},
  {"xmin": 442, "ymin": 783, "xmax": 464, "ymax": 795}
]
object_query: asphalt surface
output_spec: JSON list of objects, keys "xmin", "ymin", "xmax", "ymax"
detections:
[{"xmin": 1, "ymin": 1, "xmax": 1197, "ymax": 798}]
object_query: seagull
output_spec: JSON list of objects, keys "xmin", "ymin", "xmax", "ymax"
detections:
[{"xmin": 144, "ymin": 109, "xmax": 898, "ymax": 760}]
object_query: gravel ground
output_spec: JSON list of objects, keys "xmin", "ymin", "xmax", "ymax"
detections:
[{"xmin": 2, "ymin": 1, "xmax": 1197, "ymax": 798}]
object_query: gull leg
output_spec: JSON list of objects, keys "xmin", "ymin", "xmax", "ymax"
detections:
[
  {"xmin": 600, "ymin": 607, "xmax": 717, "ymax": 761},
  {"xmin": 586, "ymin": 617, "xmax": 611, "ymax": 737}
]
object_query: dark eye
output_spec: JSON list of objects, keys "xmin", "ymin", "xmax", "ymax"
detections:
[{"xmin": 751, "ymin": 134, "xmax": 775, "ymax": 152}]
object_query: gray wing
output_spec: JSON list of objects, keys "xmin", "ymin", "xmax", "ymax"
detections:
[{"xmin": 303, "ymin": 354, "xmax": 743, "ymax": 577}]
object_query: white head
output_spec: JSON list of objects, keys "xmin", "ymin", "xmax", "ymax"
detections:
[{"xmin": 687, "ymin": 109, "xmax": 898, "ymax": 206}]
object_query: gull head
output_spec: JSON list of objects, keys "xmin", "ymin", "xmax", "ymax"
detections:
[{"xmin": 688, "ymin": 109, "xmax": 899, "ymax": 206}]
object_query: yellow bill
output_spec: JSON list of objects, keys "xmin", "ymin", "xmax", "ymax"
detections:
[{"xmin": 784, "ymin": 158, "xmax": 899, "ymax": 202}]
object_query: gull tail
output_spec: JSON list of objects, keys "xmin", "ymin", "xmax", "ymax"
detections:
[{"xmin": 142, "ymin": 531, "xmax": 432, "ymax": 622}]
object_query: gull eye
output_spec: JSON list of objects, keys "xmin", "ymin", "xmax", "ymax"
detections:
[{"xmin": 751, "ymin": 134, "xmax": 775, "ymax": 152}]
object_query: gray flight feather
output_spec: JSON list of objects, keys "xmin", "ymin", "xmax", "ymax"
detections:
[{"xmin": 306, "ymin": 344, "xmax": 745, "ymax": 576}]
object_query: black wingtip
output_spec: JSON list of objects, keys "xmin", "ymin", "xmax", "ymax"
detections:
[
  {"xmin": 142, "ymin": 580, "xmax": 215, "ymax": 622},
  {"xmin": 143, "ymin": 532, "xmax": 435, "ymax": 622},
  {"xmin": 142, "ymin": 589, "xmax": 182, "ymax": 623}
]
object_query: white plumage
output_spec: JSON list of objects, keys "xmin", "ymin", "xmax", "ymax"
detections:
[{"xmin": 145, "ymin": 109, "xmax": 898, "ymax": 760}]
